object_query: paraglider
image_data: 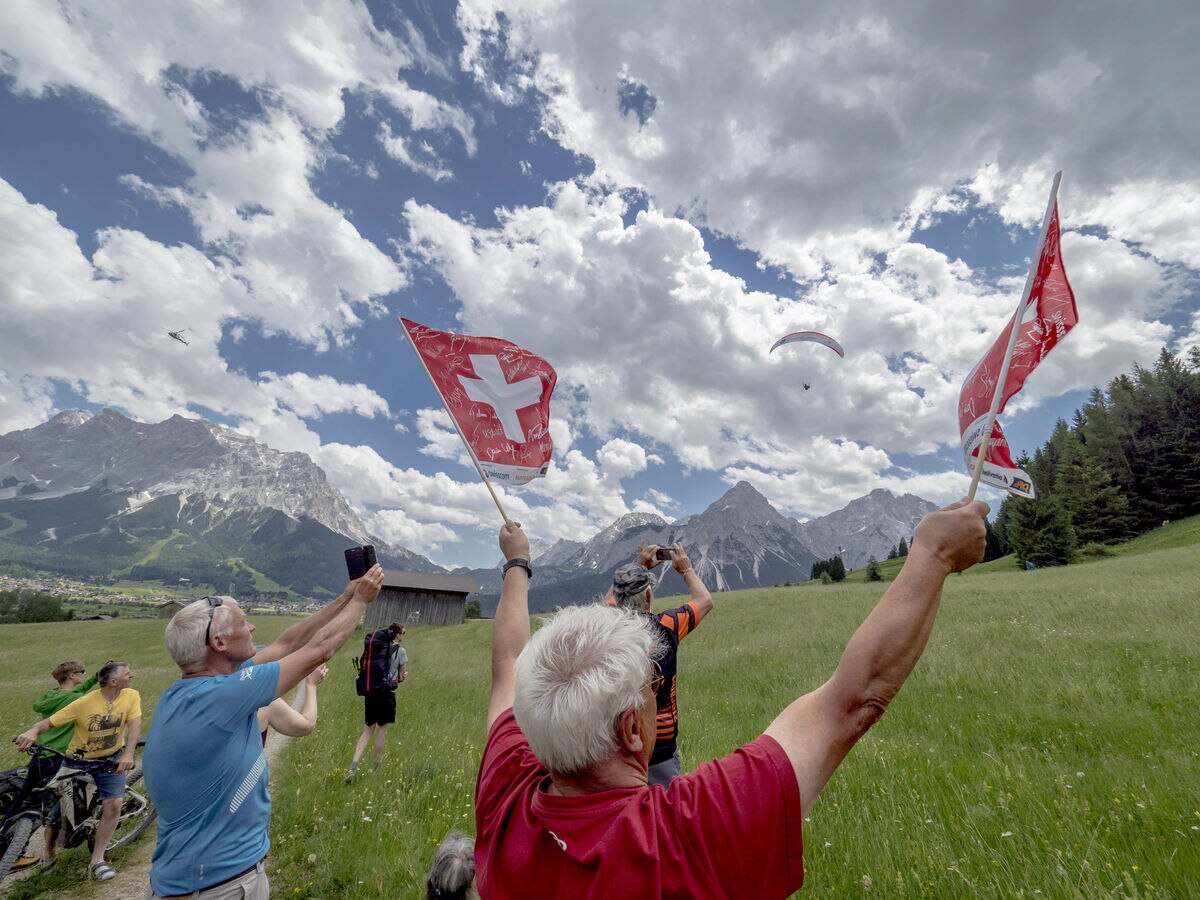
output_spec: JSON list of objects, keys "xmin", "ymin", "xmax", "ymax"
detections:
[
  {"xmin": 167, "ymin": 329, "xmax": 189, "ymax": 346},
  {"xmin": 769, "ymin": 331, "xmax": 844, "ymax": 358},
  {"xmin": 770, "ymin": 331, "xmax": 843, "ymax": 391}
]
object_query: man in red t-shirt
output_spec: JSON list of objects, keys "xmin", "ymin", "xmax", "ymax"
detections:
[{"xmin": 478, "ymin": 500, "xmax": 988, "ymax": 898}]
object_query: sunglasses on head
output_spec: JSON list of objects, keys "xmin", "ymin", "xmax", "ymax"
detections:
[{"xmin": 201, "ymin": 596, "xmax": 229, "ymax": 646}]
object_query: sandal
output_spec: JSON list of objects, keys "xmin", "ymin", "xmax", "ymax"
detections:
[{"xmin": 89, "ymin": 862, "xmax": 116, "ymax": 881}]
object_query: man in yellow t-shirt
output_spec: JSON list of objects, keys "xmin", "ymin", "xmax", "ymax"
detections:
[{"xmin": 15, "ymin": 661, "xmax": 142, "ymax": 883}]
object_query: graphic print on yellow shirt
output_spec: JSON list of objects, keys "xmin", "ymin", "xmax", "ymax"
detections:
[{"xmin": 48, "ymin": 688, "xmax": 142, "ymax": 759}]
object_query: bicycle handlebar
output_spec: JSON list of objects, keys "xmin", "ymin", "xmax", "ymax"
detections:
[{"xmin": 10, "ymin": 740, "xmax": 119, "ymax": 772}]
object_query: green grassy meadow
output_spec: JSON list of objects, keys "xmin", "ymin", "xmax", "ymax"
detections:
[{"xmin": 3, "ymin": 529, "xmax": 1199, "ymax": 898}]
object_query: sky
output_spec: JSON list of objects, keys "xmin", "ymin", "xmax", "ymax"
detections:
[{"xmin": 1, "ymin": 1, "xmax": 1197, "ymax": 569}]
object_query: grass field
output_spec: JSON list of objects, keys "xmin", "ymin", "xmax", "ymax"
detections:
[{"xmin": 2, "ymin": 526, "xmax": 1198, "ymax": 898}]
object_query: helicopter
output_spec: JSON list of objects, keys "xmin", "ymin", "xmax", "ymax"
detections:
[{"xmin": 167, "ymin": 329, "xmax": 189, "ymax": 346}]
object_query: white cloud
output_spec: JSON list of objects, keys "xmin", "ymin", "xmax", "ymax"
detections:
[
  {"xmin": 257, "ymin": 372, "xmax": 391, "ymax": 420},
  {"xmin": 596, "ymin": 438, "xmax": 648, "ymax": 479},
  {"xmin": 459, "ymin": 1, "xmax": 1200, "ymax": 277},
  {"xmin": 0, "ymin": 179, "xmax": 393, "ymax": 451},
  {"xmin": 0, "ymin": 0, "xmax": 483, "ymax": 350}
]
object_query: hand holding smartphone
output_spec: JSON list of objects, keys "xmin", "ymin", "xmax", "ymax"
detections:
[{"xmin": 345, "ymin": 544, "xmax": 378, "ymax": 580}]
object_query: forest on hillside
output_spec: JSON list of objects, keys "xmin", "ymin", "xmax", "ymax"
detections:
[{"xmin": 992, "ymin": 347, "xmax": 1200, "ymax": 566}]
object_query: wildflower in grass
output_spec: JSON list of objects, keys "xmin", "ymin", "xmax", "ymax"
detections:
[{"xmin": 1001, "ymin": 831, "xmax": 1013, "ymax": 837}]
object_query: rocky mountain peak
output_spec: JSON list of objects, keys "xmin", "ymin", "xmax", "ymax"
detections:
[
  {"xmin": 699, "ymin": 480, "xmax": 791, "ymax": 529},
  {"xmin": 0, "ymin": 408, "xmax": 369, "ymax": 542},
  {"xmin": 794, "ymin": 488, "xmax": 936, "ymax": 568}
]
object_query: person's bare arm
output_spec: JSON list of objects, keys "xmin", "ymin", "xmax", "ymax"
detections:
[
  {"xmin": 273, "ymin": 567, "xmax": 383, "ymax": 698},
  {"xmin": 263, "ymin": 698, "xmax": 314, "ymax": 737},
  {"xmin": 641, "ymin": 543, "xmax": 714, "ymax": 620},
  {"xmin": 253, "ymin": 581, "xmax": 357, "ymax": 665},
  {"xmin": 117, "ymin": 715, "xmax": 141, "ymax": 772},
  {"xmin": 671, "ymin": 544, "xmax": 714, "ymax": 620},
  {"xmin": 764, "ymin": 500, "xmax": 988, "ymax": 817},
  {"xmin": 13, "ymin": 719, "xmax": 53, "ymax": 751},
  {"xmin": 488, "ymin": 521, "xmax": 531, "ymax": 731}
]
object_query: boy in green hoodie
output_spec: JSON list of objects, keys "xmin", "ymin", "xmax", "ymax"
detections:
[{"xmin": 17, "ymin": 660, "xmax": 99, "ymax": 868}]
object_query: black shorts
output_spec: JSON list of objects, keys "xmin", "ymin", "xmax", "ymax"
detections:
[{"xmin": 363, "ymin": 690, "xmax": 396, "ymax": 726}]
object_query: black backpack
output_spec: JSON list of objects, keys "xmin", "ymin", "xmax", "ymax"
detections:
[{"xmin": 352, "ymin": 628, "xmax": 393, "ymax": 696}]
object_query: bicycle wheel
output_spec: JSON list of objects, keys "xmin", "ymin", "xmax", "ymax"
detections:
[
  {"xmin": 0, "ymin": 816, "xmax": 36, "ymax": 882},
  {"xmin": 104, "ymin": 766, "xmax": 156, "ymax": 853}
]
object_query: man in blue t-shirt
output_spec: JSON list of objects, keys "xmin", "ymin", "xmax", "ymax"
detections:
[{"xmin": 143, "ymin": 567, "xmax": 383, "ymax": 899}]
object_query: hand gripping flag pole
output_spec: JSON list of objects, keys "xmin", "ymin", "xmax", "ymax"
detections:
[
  {"xmin": 399, "ymin": 317, "xmax": 558, "ymax": 524},
  {"xmin": 962, "ymin": 171, "xmax": 1078, "ymax": 502}
]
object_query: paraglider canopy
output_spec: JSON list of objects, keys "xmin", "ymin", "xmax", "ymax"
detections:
[{"xmin": 769, "ymin": 331, "xmax": 844, "ymax": 358}]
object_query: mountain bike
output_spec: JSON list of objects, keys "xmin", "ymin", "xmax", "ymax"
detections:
[{"xmin": 0, "ymin": 742, "xmax": 156, "ymax": 881}]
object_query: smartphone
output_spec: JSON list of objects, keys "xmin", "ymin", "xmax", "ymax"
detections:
[
  {"xmin": 345, "ymin": 544, "xmax": 378, "ymax": 580},
  {"xmin": 654, "ymin": 547, "xmax": 674, "ymax": 562}
]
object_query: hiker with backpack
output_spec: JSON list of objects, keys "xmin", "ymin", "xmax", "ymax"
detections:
[{"xmin": 344, "ymin": 622, "xmax": 407, "ymax": 781}]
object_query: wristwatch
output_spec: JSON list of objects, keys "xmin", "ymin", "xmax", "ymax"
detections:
[{"xmin": 502, "ymin": 557, "xmax": 533, "ymax": 578}]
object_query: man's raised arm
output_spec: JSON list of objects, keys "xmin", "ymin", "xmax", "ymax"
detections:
[
  {"xmin": 638, "ymin": 543, "xmax": 714, "ymax": 619},
  {"xmin": 274, "ymin": 566, "xmax": 383, "ymax": 698},
  {"xmin": 765, "ymin": 499, "xmax": 989, "ymax": 817},
  {"xmin": 488, "ymin": 521, "xmax": 531, "ymax": 730},
  {"xmin": 254, "ymin": 581, "xmax": 357, "ymax": 664}
]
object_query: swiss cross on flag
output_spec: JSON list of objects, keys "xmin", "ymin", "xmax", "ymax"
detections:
[{"xmin": 400, "ymin": 318, "xmax": 557, "ymax": 486}]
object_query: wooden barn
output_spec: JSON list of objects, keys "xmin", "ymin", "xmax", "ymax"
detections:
[{"xmin": 362, "ymin": 571, "xmax": 479, "ymax": 628}]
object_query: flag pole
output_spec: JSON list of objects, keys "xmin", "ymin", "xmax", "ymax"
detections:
[
  {"xmin": 400, "ymin": 319, "xmax": 511, "ymax": 523},
  {"xmin": 966, "ymin": 171, "xmax": 1063, "ymax": 503}
]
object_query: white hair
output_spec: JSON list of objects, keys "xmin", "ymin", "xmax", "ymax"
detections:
[
  {"xmin": 164, "ymin": 597, "xmax": 241, "ymax": 668},
  {"xmin": 425, "ymin": 830, "xmax": 477, "ymax": 900},
  {"xmin": 513, "ymin": 604, "xmax": 662, "ymax": 774}
]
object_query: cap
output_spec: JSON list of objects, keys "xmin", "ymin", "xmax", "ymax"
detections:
[{"xmin": 611, "ymin": 563, "xmax": 657, "ymax": 600}]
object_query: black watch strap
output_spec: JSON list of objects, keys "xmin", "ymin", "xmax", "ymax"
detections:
[{"xmin": 502, "ymin": 557, "xmax": 533, "ymax": 578}]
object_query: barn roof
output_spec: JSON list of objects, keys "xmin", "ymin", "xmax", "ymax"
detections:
[{"xmin": 381, "ymin": 570, "xmax": 479, "ymax": 595}]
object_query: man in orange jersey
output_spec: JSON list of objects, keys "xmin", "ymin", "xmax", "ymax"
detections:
[{"xmin": 608, "ymin": 543, "xmax": 713, "ymax": 786}]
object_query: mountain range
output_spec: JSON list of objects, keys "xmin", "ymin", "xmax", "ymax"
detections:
[
  {"xmin": 465, "ymin": 480, "xmax": 935, "ymax": 612},
  {"xmin": 0, "ymin": 409, "xmax": 439, "ymax": 597},
  {"xmin": 0, "ymin": 409, "xmax": 935, "ymax": 607}
]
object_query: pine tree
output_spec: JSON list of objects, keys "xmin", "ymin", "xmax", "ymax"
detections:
[
  {"xmin": 887, "ymin": 545, "xmax": 898, "ymax": 560},
  {"xmin": 1056, "ymin": 450, "xmax": 1132, "ymax": 545},
  {"xmin": 983, "ymin": 519, "xmax": 1007, "ymax": 561},
  {"xmin": 830, "ymin": 555, "xmax": 846, "ymax": 582},
  {"xmin": 865, "ymin": 556, "xmax": 882, "ymax": 582},
  {"xmin": 897, "ymin": 537, "xmax": 908, "ymax": 557},
  {"xmin": 1007, "ymin": 492, "xmax": 1076, "ymax": 567}
]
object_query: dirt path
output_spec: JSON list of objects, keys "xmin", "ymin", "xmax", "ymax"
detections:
[{"xmin": 15, "ymin": 700, "xmax": 298, "ymax": 900}]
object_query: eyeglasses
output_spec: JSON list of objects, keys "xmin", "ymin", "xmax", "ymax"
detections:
[
  {"xmin": 647, "ymin": 659, "xmax": 664, "ymax": 695},
  {"xmin": 201, "ymin": 596, "xmax": 226, "ymax": 646}
]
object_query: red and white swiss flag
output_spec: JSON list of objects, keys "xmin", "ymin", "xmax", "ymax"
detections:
[
  {"xmin": 400, "ymin": 318, "xmax": 557, "ymax": 486},
  {"xmin": 958, "ymin": 200, "xmax": 1078, "ymax": 498}
]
